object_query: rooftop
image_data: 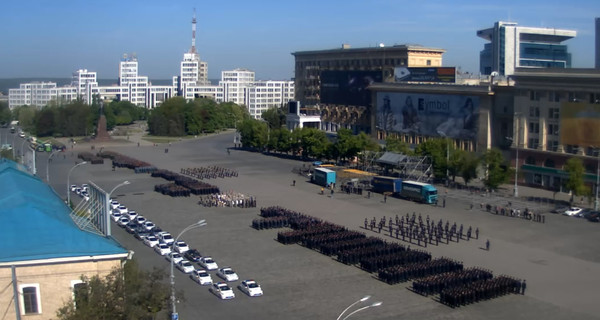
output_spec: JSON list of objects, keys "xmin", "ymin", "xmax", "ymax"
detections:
[{"xmin": 0, "ymin": 159, "xmax": 127, "ymax": 264}]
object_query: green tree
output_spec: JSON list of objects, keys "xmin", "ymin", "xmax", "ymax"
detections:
[
  {"xmin": 14, "ymin": 105, "xmax": 37, "ymax": 134},
  {"xmin": 261, "ymin": 107, "xmax": 286, "ymax": 129},
  {"xmin": 56, "ymin": 259, "xmax": 171, "ymax": 320},
  {"xmin": 415, "ymin": 138, "xmax": 447, "ymax": 179},
  {"xmin": 299, "ymin": 127, "xmax": 330, "ymax": 159},
  {"xmin": 0, "ymin": 101, "xmax": 11, "ymax": 125},
  {"xmin": 564, "ymin": 157, "xmax": 589, "ymax": 203},
  {"xmin": 460, "ymin": 152, "xmax": 480, "ymax": 186},
  {"xmin": 385, "ymin": 136, "xmax": 412, "ymax": 155},
  {"xmin": 481, "ymin": 148, "xmax": 511, "ymax": 190}
]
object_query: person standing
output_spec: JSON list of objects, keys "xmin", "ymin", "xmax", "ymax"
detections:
[
  {"xmin": 521, "ymin": 280, "xmax": 526, "ymax": 295},
  {"xmin": 485, "ymin": 239, "xmax": 490, "ymax": 251}
]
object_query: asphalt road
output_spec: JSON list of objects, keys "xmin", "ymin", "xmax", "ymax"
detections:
[{"xmin": 42, "ymin": 131, "xmax": 600, "ymax": 320}]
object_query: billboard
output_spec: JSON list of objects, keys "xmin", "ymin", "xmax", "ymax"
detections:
[
  {"xmin": 376, "ymin": 92, "xmax": 479, "ymax": 140},
  {"xmin": 320, "ymin": 70, "xmax": 382, "ymax": 106},
  {"xmin": 560, "ymin": 102, "xmax": 600, "ymax": 146},
  {"xmin": 394, "ymin": 67, "xmax": 456, "ymax": 83}
]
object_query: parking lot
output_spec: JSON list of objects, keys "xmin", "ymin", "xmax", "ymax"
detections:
[{"xmin": 46, "ymin": 132, "xmax": 600, "ymax": 320}]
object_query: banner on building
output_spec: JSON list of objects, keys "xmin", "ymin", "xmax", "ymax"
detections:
[
  {"xmin": 320, "ymin": 70, "xmax": 382, "ymax": 106},
  {"xmin": 560, "ymin": 102, "xmax": 600, "ymax": 146},
  {"xmin": 394, "ymin": 67, "xmax": 456, "ymax": 83},
  {"xmin": 376, "ymin": 92, "xmax": 479, "ymax": 140}
]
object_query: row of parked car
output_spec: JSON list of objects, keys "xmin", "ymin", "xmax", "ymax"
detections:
[
  {"xmin": 110, "ymin": 199, "xmax": 263, "ymax": 299},
  {"xmin": 554, "ymin": 206, "xmax": 600, "ymax": 222},
  {"xmin": 70, "ymin": 184, "xmax": 90, "ymax": 201}
]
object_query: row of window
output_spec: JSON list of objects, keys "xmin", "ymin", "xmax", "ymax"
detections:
[{"xmin": 529, "ymin": 90, "xmax": 600, "ymax": 103}]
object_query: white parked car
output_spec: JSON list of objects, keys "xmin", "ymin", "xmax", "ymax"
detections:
[
  {"xmin": 154, "ymin": 243, "xmax": 172, "ymax": 256},
  {"xmin": 143, "ymin": 235, "xmax": 159, "ymax": 248},
  {"xmin": 157, "ymin": 232, "xmax": 174, "ymax": 245},
  {"xmin": 117, "ymin": 205, "xmax": 128, "ymax": 215},
  {"xmin": 216, "ymin": 267, "xmax": 239, "ymax": 282},
  {"xmin": 118, "ymin": 216, "xmax": 130, "ymax": 227},
  {"xmin": 75, "ymin": 187, "xmax": 82, "ymax": 195},
  {"xmin": 190, "ymin": 269, "xmax": 213, "ymax": 285},
  {"xmin": 209, "ymin": 282, "xmax": 235, "ymax": 300},
  {"xmin": 70, "ymin": 185, "xmax": 77, "ymax": 192},
  {"xmin": 177, "ymin": 260, "xmax": 195, "ymax": 274},
  {"xmin": 81, "ymin": 184, "xmax": 89, "ymax": 192},
  {"xmin": 143, "ymin": 221, "xmax": 156, "ymax": 231},
  {"xmin": 173, "ymin": 241, "xmax": 190, "ymax": 253},
  {"xmin": 134, "ymin": 215, "xmax": 146, "ymax": 225},
  {"xmin": 199, "ymin": 257, "xmax": 218, "ymax": 271},
  {"xmin": 127, "ymin": 210, "xmax": 138, "ymax": 220},
  {"xmin": 110, "ymin": 200, "xmax": 120, "ymax": 210},
  {"xmin": 563, "ymin": 207, "xmax": 583, "ymax": 217},
  {"xmin": 166, "ymin": 252, "xmax": 184, "ymax": 265},
  {"xmin": 238, "ymin": 280, "xmax": 263, "ymax": 297},
  {"xmin": 111, "ymin": 211, "xmax": 123, "ymax": 222},
  {"xmin": 81, "ymin": 191, "xmax": 90, "ymax": 201}
]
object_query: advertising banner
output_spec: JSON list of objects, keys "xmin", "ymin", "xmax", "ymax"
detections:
[
  {"xmin": 377, "ymin": 92, "xmax": 479, "ymax": 140},
  {"xmin": 560, "ymin": 102, "xmax": 600, "ymax": 146},
  {"xmin": 394, "ymin": 67, "xmax": 456, "ymax": 83},
  {"xmin": 320, "ymin": 70, "xmax": 382, "ymax": 106}
]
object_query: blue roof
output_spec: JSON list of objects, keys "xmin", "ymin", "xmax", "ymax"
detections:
[{"xmin": 0, "ymin": 159, "xmax": 127, "ymax": 263}]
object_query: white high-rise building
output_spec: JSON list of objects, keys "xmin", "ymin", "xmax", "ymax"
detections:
[
  {"xmin": 220, "ymin": 69, "xmax": 255, "ymax": 106},
  {"xmin": 249, "ymin": 80, "xmax": 295, "ymax": 119},
  {"xmin": 477, "ymin": 21, "xmax": 576, "ymax": 76}
]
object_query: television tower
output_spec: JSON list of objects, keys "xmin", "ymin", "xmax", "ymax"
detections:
[{"xmin": 191, "ymin": 9, "xmax": 197, "ymax": 54}]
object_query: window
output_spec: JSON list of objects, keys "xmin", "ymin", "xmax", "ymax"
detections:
[
  {"xmin": 548, "ymin": 108, "xmax": 560, "ymax": 119},
  {"xmin": 525, "ymin": 156, "xmax": 536, "ymax": 165},
  {"xmin": 529, "ymin": 90, "xmax": 539, "ymax": 101},
  {"xmin": 19, "ymin": 284, "xmax": 41, "ymax": 315},
  {"xmin": 528, "ymin": 138, "xmax": 539, "ymax": 149},
  {"xmin": 548, "ymin": 123, "xmax": 559, "ymax": 136},
  {"xmin": 548, "ymin": 140, "xmax": 559, "ymax": 152},
  {"xmin": 426, "ymin": 60, "xmax": 431, "ymax": 66},
  {"xmin": 528, "ymin": 122, "xmax": 539, "ymax": 134},
  {"xmin": 544, "ymin": 159, "xmax": 555, "ymax": 168},
  {"xmin": 529, "ymin": 106, "xmax": 540, "ymax": 117}
]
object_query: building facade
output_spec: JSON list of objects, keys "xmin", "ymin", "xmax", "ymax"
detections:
[
  {"xmin": 0, "ymin": 160, "xmax": 129, "ymax": 319},
  {"xmin": 291, "ymin": 44, "xmax": 445, "ymax": 133},
  {"xmin": 509, "ymin": 68, "xmax": 600, "ymax": 191},
  {"xmin": 477, "ymin": 21, "xmax": 576, "ymax": 76}
]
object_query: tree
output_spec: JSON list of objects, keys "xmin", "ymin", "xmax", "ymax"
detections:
[
  {"xmin": 385, "ymin": 136, "xmax": 412, "ymax": 155},
  {"xmin": 261, "ymin": 107, "xmax": 285, "ymax": 129},
  {"xmin": 56, "ymin": 259, "xmax": 171, "ymax": 320},
  {"xmin": 0, "ymin": 101, "xmax": 11, "ymax": 125},
  {"xmin": 460, "ymin": 152, "xmax": 480, "ymax": 186},
  {"xmin": 415, "ymin": 138, "xmax": 447, "ymax": 179},
  {"xmin": 564, "ymin": 157, "xmax": 589, "ymax": 203},
  {"xmin": 481, "ymin": 148, "xmax": 511, "ymax": 190}
]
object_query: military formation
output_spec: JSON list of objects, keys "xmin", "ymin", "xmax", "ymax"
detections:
[
  {"xmin": 252, "ymin": 206, "xmax": 524, "ymax": 307},
  {"xmin": 364, "ymin": 212, "xmax": 479, "ymax": 247},
  {"xmin": 483, "ymin": 203, "xmax": 545, "ymax": 223},
  {"xmin": 199, "ymin": 192, "xmax": 256, "ymax": 208},
  {"xmin": 181, "ymin": 166, "xmax": 238, "ymax": 180}
]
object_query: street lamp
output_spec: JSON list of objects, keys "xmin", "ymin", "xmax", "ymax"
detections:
[
  {"xmin": 46, "ymin": 149, "xmax": 61, "ymax": 183},
  {"xmin": 336, "ymin": 295, "xmax": 371, "ymax": 320},
  {"xmin": 336, "ymin": 296, "xmax": 382, "ymax": 320},
  {"xmin": 67, "ymin": 161, "xmax": 87, "ymax": 206},
  {"xmin": 11, "ymin": 132, "xmax": 17, "ymax": 159},
  {"xmin": 105, "ymin": 181, "xmax": 131, "ymax": 237},
  {"xmin": 595, "ymin": 148, "xmax": 599, "ymax": 211},
  {"xmin": 437, "ymin": 131, "xmax": 450, "ymax": 185},
  {"xmin": 20, "ymin": 139, "xmax": 28, "ymax": 164},
  {"xmin": 171, "ymin": 220, "xmax": 207, "ymax": 320}
]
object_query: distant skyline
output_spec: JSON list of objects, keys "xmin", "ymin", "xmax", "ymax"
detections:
[{"xmin": 1, "ymin": 0, "xmax": 598, "ymax": 81}]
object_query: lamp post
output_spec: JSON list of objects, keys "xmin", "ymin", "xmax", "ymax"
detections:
[
  {"xmin": 11, "ymin": 132, "xmax": 17, "ymax": 158},
  {"xmin": 105, "ymin": 181, "xmax": 131, "ymax": 236},
  {"xmin": 20, "ymin": 139, "xmax": 28, "ymax": 164},
  {"xmin": 67, "ymin": 161, "xmax": 87, "ymax": 206},
  {"xmin": 336, "ymin": 296, "xmax": 382, "ymax": 320},
  {"xmin": 437, "ymin": 131, "xmax": 450, "ymax": 185},
  {"xmin": 46, "ymin": 149, "xmax": 61, "ymax": 183},
  {"xmin": 594, "ymin": 149, "xmax": 600, "ymax": 211},
  {"xmin": 171, "ymin": 220, "xmax": 207, "ymax": 320}
]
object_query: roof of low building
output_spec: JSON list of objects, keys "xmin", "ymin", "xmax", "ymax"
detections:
[{"xmin": 0, "ymin": 159, "xmax": 127, "ymax": 263}]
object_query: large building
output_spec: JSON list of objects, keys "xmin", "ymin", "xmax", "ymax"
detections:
[
  {"xmin": 0, "ymin": 160, "xmax": 129, "ymax": 319},
  {"xmin": 477, "ymin": 21, "xmax": 576, "ymax": 76},
  {"xmin": 594, "ymin": 18, "xmax": 600, "ymax": 69},
  {"xmin": 509, "ymin": 68, "xmax": 600, "ymax": 191},
  {"xmin": 292, "ymin": 44, "xmax": 445, "ymax": 133}
]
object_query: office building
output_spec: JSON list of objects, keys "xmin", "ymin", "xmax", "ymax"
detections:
[{"xmin": 477, "ymin": 21, "xmax": 576, "ymax": 76}]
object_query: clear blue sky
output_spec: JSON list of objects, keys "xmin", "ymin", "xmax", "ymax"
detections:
[{"xmin": 1, "ymin": 0, "xmax": 598, "ymax": 80}]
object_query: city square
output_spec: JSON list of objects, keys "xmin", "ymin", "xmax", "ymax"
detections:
[{"xmin": 42, "ymin": 131, "xmax": 600, "ymax": 320}]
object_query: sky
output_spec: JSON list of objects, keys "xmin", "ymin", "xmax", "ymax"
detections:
[{"xmin": 0, "ymin": 0, "xmax": 599, "ymax": 81}]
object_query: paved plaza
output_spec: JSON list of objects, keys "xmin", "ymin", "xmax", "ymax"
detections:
[{"xmin": 38, "ymin": 131, "xmax": 600, "ymax": 320}]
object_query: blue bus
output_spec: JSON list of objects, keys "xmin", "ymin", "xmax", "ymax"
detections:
[{"xmin": 399, "ymin": 181, "xmax": 438, "ymax": 204}]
